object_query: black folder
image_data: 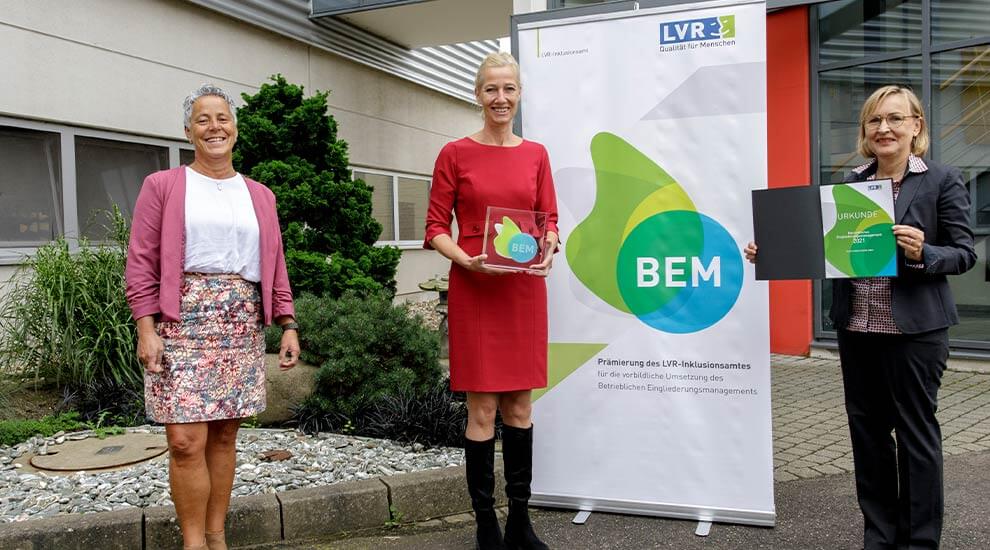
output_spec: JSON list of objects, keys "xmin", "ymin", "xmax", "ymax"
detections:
[{"xmin": 751, "ymin": 186, "xmax": 825, "ymax": 280}]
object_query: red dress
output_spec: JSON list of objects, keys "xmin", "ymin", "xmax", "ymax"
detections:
[{"xmin": 424, "ymin": 138, "xmax": 559, "ymax": 392}]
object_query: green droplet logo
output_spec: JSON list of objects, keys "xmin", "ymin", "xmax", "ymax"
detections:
[{"xmin": 567, "ymin": 133, "xmax": 742, "ymax": 333}]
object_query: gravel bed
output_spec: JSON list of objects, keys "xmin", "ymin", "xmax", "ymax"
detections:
[
  {"xmin": 404, "ymin": 298, "xmax": 443, "ymax": 331},
  {"xmin": 0, "ymin": 427, "xmax": 463, "ymax": 523}
]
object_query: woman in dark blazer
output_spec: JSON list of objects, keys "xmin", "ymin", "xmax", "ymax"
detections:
[{"xmin": 747, "ymin": 85, "xmax": 975, "ymax": 549}]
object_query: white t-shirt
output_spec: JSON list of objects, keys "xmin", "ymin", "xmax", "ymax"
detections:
[{"xmin": 183, "ymin": 167, "xmax": 261, "ymax": 282}]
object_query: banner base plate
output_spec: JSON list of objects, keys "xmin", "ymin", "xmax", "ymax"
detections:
[
  {"xmin": 531, "ymin": 493, "xmax": 776, "ymax": 527},
  {"xmin": 695, "ymin": 521, "xmax": 712, "ymax": 537}
]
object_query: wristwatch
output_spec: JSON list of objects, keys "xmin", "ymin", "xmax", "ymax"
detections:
[{"xmin": 280, "ymin": 321, "xmax": 300, "ymax": 332}]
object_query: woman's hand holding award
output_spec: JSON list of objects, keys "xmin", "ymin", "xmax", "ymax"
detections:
[{"xmin": 481, "ymin": 206, "xmax": 550, "ymax": 274}]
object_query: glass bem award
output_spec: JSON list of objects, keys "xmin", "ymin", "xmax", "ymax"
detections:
[{"xmin": 481, "ymin": 206, "xmax": 549, "ymax": 271}]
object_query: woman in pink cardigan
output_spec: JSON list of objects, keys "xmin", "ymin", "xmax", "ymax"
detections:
[{"xmin": 126, "ymin": 84, "xmax": 298, "ymax": 550}]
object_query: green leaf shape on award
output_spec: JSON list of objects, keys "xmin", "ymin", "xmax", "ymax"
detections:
[
  {"xmin": 824, "ymin": 185, "xmax": 895, "ymax": 277},
  {"xmin": 533, "ymin": 342, "xmax": 609, "ymax": 402},
  {"xmin": 566, "ymin": 132, "xmax": 697, "ymax": 313},
  {"xmin": 493, "ymin": 216, "xmax": 522, "ymax": 259}
]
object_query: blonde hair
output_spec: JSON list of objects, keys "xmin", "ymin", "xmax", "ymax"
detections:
[
  {"xmin": 857, "ymin": 85, "xmax": 929, "ymax": 158},
  {"xmin": 473, "ymin": 52, "xmax": 521, "ymax": 94}
]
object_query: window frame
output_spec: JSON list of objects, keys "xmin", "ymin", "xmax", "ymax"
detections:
[
  {"xmin": 0, "ymin": 116, "xmax": 194, "ymax": 264},
  {"xmin": 350, "ymin": 166, "xmax": 432, "ymax": 249},
  {"xmin": 810, "ymin": 0, "xmax": 990, "ymax": 352}
]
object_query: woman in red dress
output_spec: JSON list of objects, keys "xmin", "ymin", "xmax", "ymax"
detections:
[{"xmin": 424, "ymin": 52, "xmax": 559, "ymax": 550}]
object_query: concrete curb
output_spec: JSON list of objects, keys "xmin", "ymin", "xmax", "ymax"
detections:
[
  {"xmin": 0, "ymin": 464, "xmax": 484, "ymax": 549},
  {"xmin": 0, "ymin": 507, "xmax": 143, "ymax": 550},
  {"xmin": 382, "ymin": 461, "xmax": 505, "ymax": 523},
  {"xmin": 280, "ymin": 477, "xmax": 388, "ymax": 541},
  {"xmin": 144, "ymin": 494, "xmax": 283, "ymax": 549}
]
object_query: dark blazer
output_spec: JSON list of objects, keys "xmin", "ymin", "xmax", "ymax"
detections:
[{"xmin": 829, "ymin": 159, "xmax": 976, "ymax": 334}]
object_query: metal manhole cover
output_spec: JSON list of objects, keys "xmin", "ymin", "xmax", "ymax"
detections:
[
  {"xmin": 95, "ymin": 445, "xmax": 124, "ymax": 455},
  {"xmin": 30, "ymin": 433, "xmax": 168, "ymax": 471}
]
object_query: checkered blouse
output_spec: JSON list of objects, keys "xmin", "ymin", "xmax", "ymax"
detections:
[{"xmin": 845, "ymin": 155, "xmax": 928, "ymax": 334}]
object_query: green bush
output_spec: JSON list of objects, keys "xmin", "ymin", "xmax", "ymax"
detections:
[
  {"xmin": 0, "ymin": 412, "xmax": 85, "ymax": 447},
  {"xmin": 234, "ymin": 75, "xmax": 401, "ymax": 298},
  {"xmin": 294, "ymin": 292, "xmax": 442, "ymax": 423},
  {"xmin": 60, "ymin": 378, "xmax": 148, "ymax": 427},
  {"xmin": 0, "ymin": 210, "xmax": 142, "ymax": 393}
]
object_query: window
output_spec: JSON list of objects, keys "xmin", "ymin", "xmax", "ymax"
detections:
[
  {"xmin": 932, "ymin": 0, "xmax": 990, "ymax": 45},
  {"xmin": 0, "ymin": 127, "xmax": 61, "ymax": 247},
  {"xmin": 397, "ymin": 176, "xmax": 429, "ymax": 241},
  {"xmin": 932, "ymin": 46, "xmax": 990, "ymax": 232},
  {"xmin": 813, "ymin": 1, "xmax": 990, "ymax": 348},
  {"xmin": 353, "ymin": 168, "xmax": 431, "ymax": 246},
  {"xmin": 818, "ymin": 57, "xmax": 923, "ymax": 187},
  {"xmin": 362, "ymin": 171, "xmax": 396, "ymax": 242},
  {"xmin": 817, "ymin": 0, "xmax": 922, "ymax": 66},
  {"xmin": 75, "ymin": 137, "xmax": 168, "ymax": 240},
  {"xmin": 549, "ymin": 0, "xmax": 614, "ymax": 8},
  {"xmin": 0, "ymin": 117, "xmax": 185, "ymax": 260}
]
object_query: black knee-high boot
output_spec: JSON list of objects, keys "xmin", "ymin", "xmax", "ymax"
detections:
[
  {"xmin": 502, "ymin": 425, "xmax": 549, "ymax": 550},
  {"xmin": 465, "ymin": 436, "xmax": 505, "ymax": 550}
]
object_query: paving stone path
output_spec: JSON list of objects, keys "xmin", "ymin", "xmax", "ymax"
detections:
[{"xmin": 770, "ymin": 354, "xmax": 990, "ymax": 482}]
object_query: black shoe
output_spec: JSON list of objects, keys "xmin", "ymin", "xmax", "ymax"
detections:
[
  {"xmin": 502, "ymin": 424, "xmax": 549, "ymax": 550},
  {"xmin": 465, "ymin": 436, "xmax": 505, "ymax": 550}
]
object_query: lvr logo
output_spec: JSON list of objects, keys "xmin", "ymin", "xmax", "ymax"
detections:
[{"xmin": 660, "ymin": 15, "xmax": 735, "ymax": 45}]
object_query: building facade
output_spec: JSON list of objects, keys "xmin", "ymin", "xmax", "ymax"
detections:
[
  {"xmin": 2, "ymin": 0, "xmax": 987, "ymax": 356},
  {"xmin": 0, "ymin": 0, "xmax": 496, "ymax": 298},
  {"xmin": 511, "ymin": 0, "xmax": 989, "ymax": 357}
]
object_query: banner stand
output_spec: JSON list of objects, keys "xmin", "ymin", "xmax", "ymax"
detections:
[{"xmin": 514, "ymin": 0, "xmax": 774, "ymax": 528}]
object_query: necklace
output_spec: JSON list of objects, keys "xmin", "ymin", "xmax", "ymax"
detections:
[{"xmin": 189, "ymin": 164, "xmax": 235, "ymax": 191}]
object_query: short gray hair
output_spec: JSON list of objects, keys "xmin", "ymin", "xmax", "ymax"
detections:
[{"xmin": 183, "ymin": 84, "xmax": 238, "ymax": 128}]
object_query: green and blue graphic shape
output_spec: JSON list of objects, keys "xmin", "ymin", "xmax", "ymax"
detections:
[
  {"xmin": 493, "ymin": 216, "xmax": 539, "ymax": 263},
  {"xmin": 533, "ymin": 343, "xmax": 609, "ymax": 402},
  {"xmin": 566, "ymin": 132, "xmax": 743, "ymax": 333},
  {"xmin": 823, "ymin": 185, "xmax": 896, "ymax": 277}
]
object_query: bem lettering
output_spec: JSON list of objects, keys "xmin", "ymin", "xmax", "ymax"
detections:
[
  {"xmin": 635, "ymin": 256, "xmax": 723, "ymax": 288},
  {"xmin": 511, "ymin": 242, "xmax": 536, "ymax": 254},
  {"xmin": 637, "ymin": 257, "xmax": 660, "ymax": 287},
  {"xmin": 691, "ymin": 257, "xmax": 721, "ymax": 287},
  {"xmin": 665, "ymin": 257, "xmax": 686, "ymax": 288}
]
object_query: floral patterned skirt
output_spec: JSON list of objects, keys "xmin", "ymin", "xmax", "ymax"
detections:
[{"xmin": 145, "ymin": 274, "xmax": 266, "ymax": 424}]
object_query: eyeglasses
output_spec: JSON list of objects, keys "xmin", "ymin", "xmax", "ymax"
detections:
[{"xmin": 865, "ymin": 114, "xmax": 920, "ymax": 130}]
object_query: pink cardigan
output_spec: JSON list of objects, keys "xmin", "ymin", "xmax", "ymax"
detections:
[{"xmin": 125, "ymin": 167, "xmax": 295, "ymax": 325}]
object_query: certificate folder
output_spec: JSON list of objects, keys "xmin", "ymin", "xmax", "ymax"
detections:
[
  {"xmin": 752, "ymin": 186, "xmax": 825, "ymax": 280},
  {"xmin": 752, "ymin": 181, "xmax": 897, "ymax": 281}
]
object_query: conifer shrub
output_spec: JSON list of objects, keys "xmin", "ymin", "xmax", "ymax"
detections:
[
  {"xmin": 292, "ymin": 292, "xmax": 447, "ymax": 439},
  {"xmin": 234, "ymin": 75, "xmax": 400, "ymax": 298}
]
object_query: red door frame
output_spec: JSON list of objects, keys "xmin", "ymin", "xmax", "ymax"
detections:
[{"xmin": 766, "ymin": 6, "xmax": 813, "ymax": 355}]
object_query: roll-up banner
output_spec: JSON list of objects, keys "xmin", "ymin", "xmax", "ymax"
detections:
[{"xmin": 517, "ymin": 0, "xmax": 773, "ymax": 526}]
